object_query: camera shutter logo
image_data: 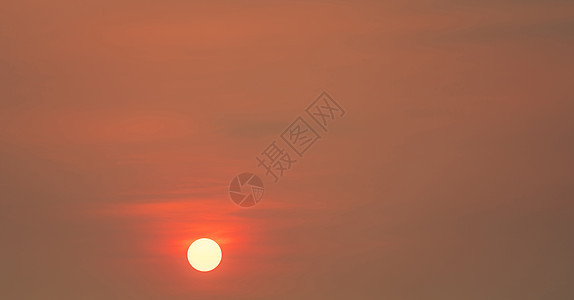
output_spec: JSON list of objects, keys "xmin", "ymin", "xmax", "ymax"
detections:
[{"xmin": 229, "ymin": 173, "xmax": 264, "ymax": 207}]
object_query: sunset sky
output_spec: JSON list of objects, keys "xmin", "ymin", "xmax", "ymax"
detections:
[{"xmin": 1, "ymin": 0, "xmax": 573, "ymax": 299}]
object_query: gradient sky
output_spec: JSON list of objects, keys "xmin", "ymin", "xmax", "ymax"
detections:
[{"xmin": 1, "ymin": 0, "xmax": 573, "ymax": 299}]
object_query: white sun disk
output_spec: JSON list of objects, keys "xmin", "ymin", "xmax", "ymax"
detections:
[{"xmin": 187, "ymin": 238, "xmax": 222, "ymax": 272}]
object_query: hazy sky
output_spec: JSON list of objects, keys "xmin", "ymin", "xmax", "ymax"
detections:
[{"xmin": 1, "ymin": 0, "xmax": 573, "ymax": 299}]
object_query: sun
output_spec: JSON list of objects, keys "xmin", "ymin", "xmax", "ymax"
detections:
[{"xmin": 187, "ymin": 238, "xmax": 222, "ymax": 272}]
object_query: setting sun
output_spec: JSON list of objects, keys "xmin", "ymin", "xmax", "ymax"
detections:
[{"xmin": 187, "ymin": 238, "xmax": 222, "ymax": 272}]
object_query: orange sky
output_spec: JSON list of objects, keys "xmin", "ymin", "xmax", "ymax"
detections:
[{"xmin": 1, "ymin": 0, "xmax": 573, "ymax": 299}]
